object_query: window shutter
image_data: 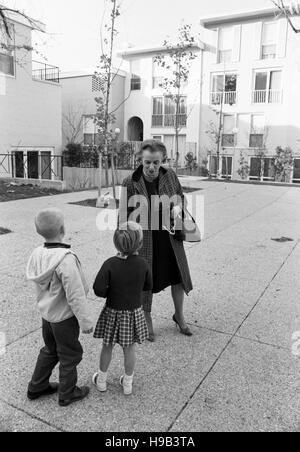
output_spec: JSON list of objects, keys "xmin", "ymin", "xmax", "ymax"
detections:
[
  {"xmin": 232, "ymin": 25, "xmax": 242, "ymax": 62},
  {"xmin": 276, "ymin": 19, "xmax": 288, "ymax": 58},
  {"xmin": 253, "ymin": 22, "xmax": 263, "ymax": 60}
]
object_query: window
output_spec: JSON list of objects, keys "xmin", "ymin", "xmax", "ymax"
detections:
[
  {"xmin": 253, "ymin": 70, "xmax": 282, "ymax": 103},
  {"xmin": 130, "ymin": 60, "xmax": 141, "ymax": 91},
  {"xmin": 293, "ymin": 159, "xmax": 300, "ymax": 183},
  {"xmin": 152, "ymin": 59, "xmax": 164, "ymax": 89},
  {"xmin": 222, "ymin": 115, "xmax": 235, "ymax": 147},
  {"xmin": 250, "ymin": 157, "xmax": 275, "ymax": 181},
  {"xmin": 152, "ymin": 135, "xmax": 163, "ymax": 142},
  {"xmin": 0, "ymin": 24, "xmax": 15, "ymax": 76},
  {"xmin": 83, "ymin": 115, "xmax": 99, "ymax": 146},
  {"xmin": 152, "ymin": 96, "xmax": 187, "ymax": 127},
  {"xmin": 131, "ymin": 75, "xmax": 141, "ymax": 91},
  {"xmin": 249, "ymin": 157, "xmax": 262, "ymax": 180},
  {"xmin": 211, "ymin": 73, "xmax": 237, "ymax": 105},
  {"xmin": 221, "ymin": 157, "xmax": 233, "ymax": 179},
  {"xmin": 261, "ymin": 22, "xmax": 277, "ymax": 60},
  {"xmin": 263, "ymin": 158, "xmax": 275, "ymax": 180},
  {"xmin": 218, "ymin": 27, "xmax": 234, "ymax": 63},
  {"xmin": 250, "ymin": 114, "xmax": 265, "ymax": 148}
]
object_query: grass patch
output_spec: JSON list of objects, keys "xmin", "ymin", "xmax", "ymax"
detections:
[{"xmin": 0, "ymin": 180, "xmax": 61, "ymax": 202}]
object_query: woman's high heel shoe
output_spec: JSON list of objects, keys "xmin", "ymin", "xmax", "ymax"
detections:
[{"xmin": 172, "ymin": 315, "xmax": 193, "ymax": 337}]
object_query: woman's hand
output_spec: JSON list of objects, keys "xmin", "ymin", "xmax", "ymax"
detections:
[{"xmin": 171, "ymin": 205, "xmax": 182, "ymax": 219}]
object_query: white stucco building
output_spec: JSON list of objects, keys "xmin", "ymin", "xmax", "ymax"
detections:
[
  {"xmin": 60, "ymin": 69, "xmax": 126, "ymax": 148},
  {"xmin": 199, "ymin": 7, "xmax": 300, "ymax": 182},
  {"xmin": 119, "ymin": 44, "xmax": 204, "ymax": 167},
  {"xmin": 0, "ymin": 11, "xmax": 62, "ymax": 186}
]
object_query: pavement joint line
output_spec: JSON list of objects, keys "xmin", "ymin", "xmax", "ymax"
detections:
[
  {"xmin": 233, "ymin": 238, "xmax": 300, "ymax": 338},
  {"xmin": 192, "ymin": 190, "xmax": 290, "ymax": 247},
  {"xmin": 0, "ymin": 398, "xmax": 65, "ymax": 433},
  {"xmin": 167, "ymin": 237, "xmax": 300, "ymax": 432},
  {"xmin": 234, "ymin": 333, "xmax": 291, "ymax": 352},
  {"xmin": 6, "ymin": 327, "xmax": 42, "ymax": 348}
]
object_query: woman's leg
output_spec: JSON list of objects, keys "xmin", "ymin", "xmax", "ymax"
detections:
[
  {"xmin": 171, "ymin": 283, "xmax": 188, "ymax": 329},
  {"xmin": 100, "ymin": 345, "xmax": 114, "ymax": 373},
  {"xmin": 123, "ymin": 345, "xmax": 136, "ymax": 377},
  {"xmin": 143, "ymin": 291, "xmax": 155, "ymax": 342}
]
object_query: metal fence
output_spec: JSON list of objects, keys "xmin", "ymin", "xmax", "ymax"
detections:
[
  {"xmin": 32, "ymin": 61, "xmax": 60, "ymax": 84},
  {"xmin": 0, "ymin": 153, "xmax": 63, "ymax": 181}
]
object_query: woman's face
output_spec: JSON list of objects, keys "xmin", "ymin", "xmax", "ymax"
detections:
[{"xmin": 142, "ymin": 149, "xmax": 163, "ymax": 181}]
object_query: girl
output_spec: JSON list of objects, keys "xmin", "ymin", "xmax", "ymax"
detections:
[{"xmin": 92, "ymin": 222, "xmax": 152, "ymax": 396}]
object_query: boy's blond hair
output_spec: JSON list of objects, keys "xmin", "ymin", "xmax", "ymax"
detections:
[
  {"xmin": 35, "ymin": 208, "xmax": 65, "ymax": 240},
  {"xmin": 114, "ymin": 222, "xmax": 143, "ymax": 256}
]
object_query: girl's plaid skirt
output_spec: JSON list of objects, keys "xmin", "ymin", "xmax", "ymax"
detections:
[{"xmin": 93, "ymin": 306, "xmax": 149, "ymax": 347}]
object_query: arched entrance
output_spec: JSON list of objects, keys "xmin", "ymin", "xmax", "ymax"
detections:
[{"xmin": 128, "ymin": 116, "xmax": 144, "ymax": 141}]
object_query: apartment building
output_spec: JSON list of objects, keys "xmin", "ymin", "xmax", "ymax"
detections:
[
  {"xmin": 119, "ymin": 44, "xmax": 204, "ymax": 167},
  {"xmin": 60, "ymin": 69, "xmax": 126, "ymax": 148},
  {"xmin": 0, "ymin": 11, "xmax": 62, "ymax": 186},
  {"xmin": 199, "ymin": 7, "xmax": 300, "ymax": 182}
]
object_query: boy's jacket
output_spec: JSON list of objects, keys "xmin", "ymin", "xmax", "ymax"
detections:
[{"xmin": 26, "ymin": 246, "xmax": 93, "ymax": 331}]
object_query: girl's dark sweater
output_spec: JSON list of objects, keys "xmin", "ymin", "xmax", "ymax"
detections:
[{"xmin": 93, "ymin": 255, "xmax": 153, "ymax": 311}]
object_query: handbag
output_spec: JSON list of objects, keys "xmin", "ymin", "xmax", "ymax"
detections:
[{"xmin": 163, "ymin": 207, "xmax": 202, "ymax": 243}]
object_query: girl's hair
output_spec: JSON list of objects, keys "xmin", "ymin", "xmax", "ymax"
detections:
[{"xmin": 114, "ymin": 222, "xmax": 143, "ymax": 256}]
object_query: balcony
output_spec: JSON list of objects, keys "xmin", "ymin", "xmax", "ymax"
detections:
[
  {"xmin": 32, "ymin": 61, "xmax": 60, "ymax": 84},
  {"xmin": 210, "ymin": 91, "xmax": 237, "ymax": 106},
  {"xmin": 152, "ymin": 114, "xmax": 187, "ymax": 128},
  {"xmin": 252, "ymin": 89, "xmax": 282, "ymax": 104}
]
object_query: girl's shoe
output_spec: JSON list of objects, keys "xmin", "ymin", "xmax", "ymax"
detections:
[
  {"xmin": 120, "ymin": 374, "xmax": 134, "ymax": 396},
  {"xmin": 92, "ymin": 371, "xmax": 107, "ymax": 393},
  {"xmin": 172, "ymin": 315, "xmax": 193, "ymax": 337}
]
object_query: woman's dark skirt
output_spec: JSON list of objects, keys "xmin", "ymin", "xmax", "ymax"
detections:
[{"xmin": 152, "ymin": 230, "xmax": 182, "ymax": 293}]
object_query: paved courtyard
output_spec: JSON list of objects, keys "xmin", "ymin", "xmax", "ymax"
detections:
[{"xmin": 0, "ymin": 180, "xmax": 299, "ymax": 432}]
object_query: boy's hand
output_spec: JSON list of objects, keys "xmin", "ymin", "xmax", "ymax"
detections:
[{"xmin": 82, "ymin": 328, "xmax": 94, "ymax": 335}]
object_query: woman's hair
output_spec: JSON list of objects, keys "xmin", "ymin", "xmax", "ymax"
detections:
[
  {"xmin": 138, "ymin": 139, "xmax": 167, "ymax": 162},
  {"xmin": 114, "ymin": 222, "xmax": 143, "ymax": 256}
]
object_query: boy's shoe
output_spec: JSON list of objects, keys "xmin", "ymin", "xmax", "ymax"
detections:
[
  {"xmin": 27, "ymin": 383, "xmax": 59, "ymax": 401},
  {"xmin": 59, "ymin": 386, "xmax": 90, "ymax": 407},
  {"xmin": 92, "ymin": 372, "xmax": 107, "ymax": 393},
  {"xmin": 120, "ymin": 374, "xmax": 134, "ymax": 396}
]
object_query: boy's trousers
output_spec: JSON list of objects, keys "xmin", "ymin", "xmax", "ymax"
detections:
[{"xmin": 28, "ymin": 316, "xmax": 83, "ymax": 399}]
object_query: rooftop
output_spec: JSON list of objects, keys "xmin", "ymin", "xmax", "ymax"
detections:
[
  {"xmin": 118, "ymin": 42, "xmax": 205, "ymax": 59},
  {"xmin": 200, "ymin": 7, "xmax": 280, "ymax": 27},
  {"xmin": 60, "ymin": 68, "xmax": 127, "ymax": 79}
]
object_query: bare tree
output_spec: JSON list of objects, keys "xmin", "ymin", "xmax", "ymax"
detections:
[
  {"xmin": 93, "ymin": 0, "xmax": 123, "ymax": 206},
  {"xmin": 154, "ymin": 24, "xmax": 199, "ymax": 174},
  {"xmin": 272, "ymin": 1, "xmax": 300, "ymax": 33},
  {"xmin": 62, "ymin": 105, "xmax": 85, "ymax": 145}
]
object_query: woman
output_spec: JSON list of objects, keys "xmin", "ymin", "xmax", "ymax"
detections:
[{"xmin": 120, "ymin": 140, "xmax": 193, "ymax": 342}]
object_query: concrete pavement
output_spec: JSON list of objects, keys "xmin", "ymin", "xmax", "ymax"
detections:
[{"xmin": 0, "ymin": 181, "xmax": 299, "ymax": 432}]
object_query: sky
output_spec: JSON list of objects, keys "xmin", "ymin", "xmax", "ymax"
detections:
[{"xmin": 3, "ymin": 0, "xmax": 274, "ymax": 72}]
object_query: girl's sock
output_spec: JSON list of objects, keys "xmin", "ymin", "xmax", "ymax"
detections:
[
  {"xmin": 121, "ymin": 373, "xmax": 134, "ymax": 396},
  {"xmin": 93, "ymin": 370, "xmax": 108, "ymax": 392}
]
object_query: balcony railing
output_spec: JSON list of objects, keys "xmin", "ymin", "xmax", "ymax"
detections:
[
  {"xmin": 252, "ymin": 89, "xmax": 282, "ymax": 104},
  {"xmin": 152, "ymin": 114, "xmax": 187, "ymax": 128},
  {"xmin": 210, "ymin": 91, "xmax": 237, "ymax": 106},
  {"xmin": 32, "ymin": 61, "xmax": 60, "ymax": 84}
]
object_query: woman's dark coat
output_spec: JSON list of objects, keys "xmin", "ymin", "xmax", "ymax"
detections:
[{"xmin": 119, "ymin": 165, "xmax": 193, "ymax": 296}]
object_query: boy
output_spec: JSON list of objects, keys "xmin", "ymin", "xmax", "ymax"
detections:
[{"xmin": 26, "ymin": 208, "xmax": 93, "ymax": 407}]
